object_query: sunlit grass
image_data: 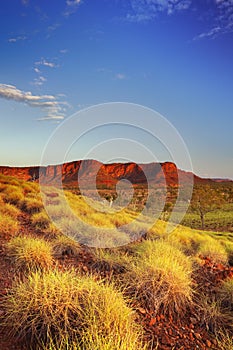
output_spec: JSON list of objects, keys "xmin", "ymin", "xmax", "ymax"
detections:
[
  {"xmin": 0, "ymin": 214, "xmax": 18, "ymax": 239},
  {"xmin": 20, "ymin": 197, "xmax": 44, "ymax": 214},
  {"xmin": 197, "ymin": 236, "xmax": 228, "ymax": 264},
  {"xmin": 1, "ymin": 269, "xmax": 146, "ymax": 350},
  {"xmin": 125, "ymin": 239, "xmax": 193, "ymax": 315},
  {"xmin": 31, "ymin": 211, "xmax": 51, "ymax": 230},
  {"xmin": 2, "ymin": 185, "xmax": 24, "ymax": 205},
  {"xmin": 51, "ymin": 234, "xmax": 81, "ymax": 258},
  {"xmin": 6, "ymin": 236, "xmax": 53, "ymax": 271}
]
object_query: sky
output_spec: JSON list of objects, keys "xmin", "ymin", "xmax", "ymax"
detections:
[{"xmin": 0, "ymin": 0, "xmax": 233, "ymax": 179}]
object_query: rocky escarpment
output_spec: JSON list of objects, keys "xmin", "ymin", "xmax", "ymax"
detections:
[{"xmin": 0, "ymin": 159, "xmax": 209, "ymax": 188}]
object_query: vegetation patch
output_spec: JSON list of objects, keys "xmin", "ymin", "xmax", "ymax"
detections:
[
  {"xmin": 1, "ymin": 269, "xmax": 145, "ymax": 350},
  {"xmin": 51, "ymin": 234, "xmax": 81, "ymax": 258},
  {"xmin": 125, "ymin": 240, "xmax": 193, "ymax": 316},
  {"xmin": 6, "ymin": 236, "xmax": 53, "ymax": 271}
]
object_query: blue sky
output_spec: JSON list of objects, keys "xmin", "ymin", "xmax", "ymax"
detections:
[{"xmin": 0, "ymin": 0, "xmax": 233, "ymax": 179}]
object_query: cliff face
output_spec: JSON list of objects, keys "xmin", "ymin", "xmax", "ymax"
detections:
[{"xmin": 0, "ymin": 159, "xmax": 203, "ymax": 187}]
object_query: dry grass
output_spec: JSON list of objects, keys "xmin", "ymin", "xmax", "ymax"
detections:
[
  {"xmin": 125, "ymin": 239, "xmax": 193, "ymax": 316},
  {"xmin": 20, "ymin": 197, "xmax": 44, "ymax": 214},
  {"xmin": 51, "ymin": 234, "xmax": 81, "ymax": 258},
  {"xmin": 216, "ymin": 333, "xmax": 233, "ymax": 350},
  {"xmin": 0, "ymin": 214, "xmax": 18, "ymax": 239},
  {"xmin": 91, "ymin": 248, "xmax": 132, "ymax": 277},
  {"xmin": 31, "ymin": 211, "xmax": 51, "ymax": 230},
  {"xmin": 0, "ymin": 202, "xmax": 21, "ymax": 219},
  {"xmin": 6, "ymin": 236, "xmax": 53, "ymax": 271},
  {"xmin": 219, "ymin": 278, "xmax": 233, "ymax": 307},
  {"xmin": 197, "ymin": 295, "xmax": 233, "ymax": 335},
  {"xmin": 1, "ymin": 269, "xmax": 146, "ymax": 350},
  {"xmin": 197, "ymin": 236, "xmax": 228, "ymax": 264},
  {"xmin": 2, "ymin": 185, "xmax": 24, "ymax": 205}
]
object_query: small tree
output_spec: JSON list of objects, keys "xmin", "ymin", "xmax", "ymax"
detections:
[{"xmin": 190, "ymin": 185, "xmax": 224, "ymax": 229}]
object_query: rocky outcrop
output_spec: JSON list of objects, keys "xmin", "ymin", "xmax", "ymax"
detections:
[{"xmin": 0, "ymin": 159, "xmax": 211, "ymax": 187}]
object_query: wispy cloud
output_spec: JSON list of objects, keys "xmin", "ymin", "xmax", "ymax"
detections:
[
  {"xmin": 126, "ymin": 1, "xmax": 233, "ymax": 39},
  {"xmin": 194, "ymin": 0, "xmax": 233, "ymax": 40},
  {"xmin": 60, "ymin": 49, "xmax": 68, "ymax": 54},
  {"xmin": 35, "ymin": 59, "xmax": 58, "ymax": 68},
  {"xmin": 32, "ymin": 76, "xmax": 47, "ymax": 87},
  {"xmin": 0, "ymin": 84, "xmax": 54, "ymax": 104},
  {"xmin": 64, "ymin": 0, "xmax": 82, "ymax": 16},
  {"xmin": 115, "ymin": 73, "xmax": 127, "ymax": 80},
  {"xmin": 21, "ymin": 0, "xmax": 29, "ymax": 6},
  {"xmin": 97, "ymin": 68, "xmax": 128, "ymax": 81},
  {"xmin": 34, "ymin": 67, "xmax": 41, "ymax": 74},
  {"xmin": 37, "ymin": 115, "xmax": 65, "ymax": 121},
  {"xmin": 66, "ymin": 0, "xmax": 82, "ymax": 6},
  {"xmin": 0, "ymin": 84, "xmax": 66, "ymax": 121},
  {"xmin": 8, "ymin": 35, "xmax": 27, "ymax": 43},
  {"xmin": 126, "ymin": 0, "xmax": 192, "ymax": 22}
]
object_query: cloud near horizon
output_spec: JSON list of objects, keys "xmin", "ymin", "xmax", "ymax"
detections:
[{"xmin": 0, "ymin": 84, "xmax": 65, "ymax": 121}]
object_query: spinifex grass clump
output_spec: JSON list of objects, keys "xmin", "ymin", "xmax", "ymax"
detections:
[
  {"xmin": 6, "ymin": 236, "xmax": 53, "ymax": 271},
  {"xmin": 31, "ymin": 211, "xmax": 51, "ymax": 230},
  {"xmin": 197, "ymin": 236, "xmax": 228, "ymax": 264},
  {"xmin": 51, "ymin": 234, "xmax": 81, "ymax": 258},
  {"xmin": 197, "ymin": 295, "xmax": 233, "ymax": 335},
  {"xmin": 20, "ymin": 197, "xmax": 44, "ymax": 214},
  {"xmin": 1, "ymin": 269, "xmax": 146, "ymax": 350},
  {"xmin": 126, "ymin": 239, "xmax": 193, "ymax": 316},
  {"xmin": 2, "ymin": 185, "xmax": 24, "ymax": 206},
  {"xmin": 91, "ymin": 248, "xmax": 132, "ymax": 277},
  {"xmin": 220, "ymin": 278, "xmax": 233, "ymax": 308},
  {"xmin": 0, "ymin": 202, "xmax": 21, "ymax": 219},
  {"xmin": 0, "ymin": 214, "xmax": 18, "ymax": 239}
]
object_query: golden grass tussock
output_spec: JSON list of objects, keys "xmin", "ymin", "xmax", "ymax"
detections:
[
  {"xmin": 1, "ymin": 269, "xmax": 146, "ymax": 350},
  {"xmin": 6, "ymin": 236, "xmax": 53, "ymax": 271},
  {"xmin": 197, "ymin": 295, "xmax": 233, "ymax": 335},
  {"xmin": 2, "ymin": 185, "xmax": 24, "ymax": 205},
  {"xmin": 167, "ymin": 226, "xmax": 203, "ymax": 254},
  {"xmin": 125, "ymin": 239, "xmax": 193, "ymax": 316},
  {"xmin": 31, "ymin": 211, "xmax": 51, "ymax": 230},
  {"xmin": 0, "ymin": 202, "xmax": 21, "ymax": 219},
  {"xmin": 91, "ymin": 248, "xmax": 132, "ymax": 277},
  {"xmin": 223, "ymin": 241, "xmax": 233, "ymax": 265},
  {"xmin": 0, "ymin": 175, "xmax": 21, "ymax": 187},
  {"xmin": 20, "ymin": 197, "xmax": 44, "ymax": 214},
  {"xmin": 216, "ymin": 333, "xmax": 233, "ymax": 350},
  {"xmin": 21, "ymin": 181, "xmax": 40, "ymax": 194},
  {"xmin": 219, "ymin": 278, "xmax": 233, "ymax": 307},
  {"xmin": 197, "ymin": 236, "xmax": 228, "ymax": 264},
  {"xmin": 51, "ymin": 234, "xmax": 81, "ymax": 258},
  {"xmin": 0, "ymin": 214, "xmax": 18, "ymax": 239}
]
